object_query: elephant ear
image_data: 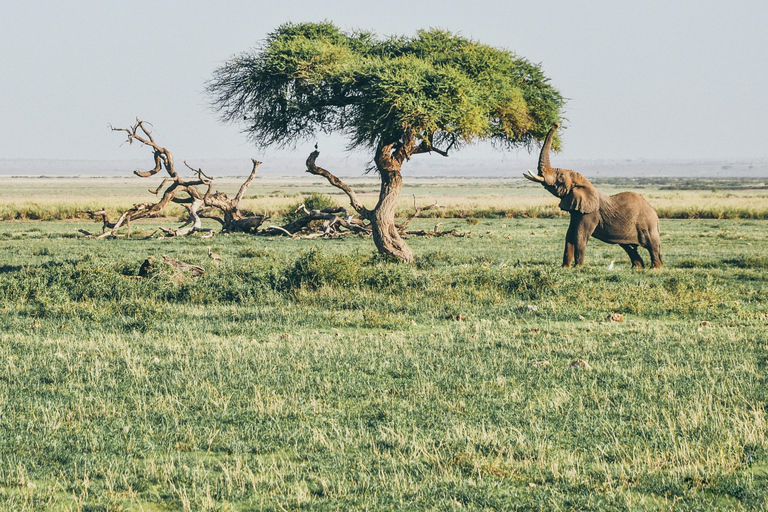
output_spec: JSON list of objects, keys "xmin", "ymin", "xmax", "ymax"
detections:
[{"xmin": 558, "ymin": 172, "xmax": 599, "ymax": 213}]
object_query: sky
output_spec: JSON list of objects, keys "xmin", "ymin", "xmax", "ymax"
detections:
[{"xmin": 1, "ymin": 0, "xmax": 766, "ymax": 165}]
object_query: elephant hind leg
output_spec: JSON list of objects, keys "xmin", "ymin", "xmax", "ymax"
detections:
[
  {"xmin": 646, "ymin": 239, "xmax": 663, "ymax": 269},
  {"xmin": 620, "ymin": 244, "xmax": 645, "ymax": 268},
  {"xmin": 640, "ymin": 227, "xmax": 663, "ymax": 269}
]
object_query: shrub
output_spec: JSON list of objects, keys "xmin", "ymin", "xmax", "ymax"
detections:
[
  {"xmin": 282, "ymin": 193, "xmax": 338, "ymax": 223},
  {"xmin": 456, "ymin": 266, "xmax": 556, "ymax": 300},
  {"xmin": 239, "ymin": 247, "xmax": 271, "ymax": 258},
  {"xmin": 498, "ymin": 268, "xmax": 556, "ymax": 299},
  {"xmin": 724, "ymin": 256, "xmax": 768, "ymax": 269},
  {"xmin": 677, "ymin": 258, "xmax": 722, "ymax": 269},
  {"xmin": 361, "ymin": 263, "xmax": 429, "ymax": 292},
  {"xmin": 279, "ymin": 249, "xmax": 361, "ymax": 291},
  {"xmin": 663, "ymin": 275, "xmax": 698, "ymax": 294},
  {"xmin": 415, "ymin": 251, "xmax": 454, "ymax": 270}
]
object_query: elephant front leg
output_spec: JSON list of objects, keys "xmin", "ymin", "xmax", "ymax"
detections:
[
  {"xmin": 562, "ymin": 216, "xmax": 580, "ymax": 267},
  {"xmin": 565, "ymin": 214, "xmax": 594, "ymax": 267},
  {"xmin": 562, "ymin": 240, "xmax": 575, "ymax": 267},
  {"xmin": 573, "ymin": 234, "xmax": 590, "ymax": 266}
]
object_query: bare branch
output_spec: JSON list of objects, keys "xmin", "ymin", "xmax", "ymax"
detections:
[
  {"xmin": 399, "ymin": 195, "xmax": 443, "ymax": 233},
  {"xmin": 305, "ymin": 150, "xmax": 370, "ymax": 219},
  {"xmin": 107, "ymin": 119, "xmax": 266, "ymax": 237},
  {"xmin": 413, "ymin": 141, "xmax": 449, "ymax": 157},
  {"xmin": 149, "ymin": 177, "xmax": 173, "ymax": 195},
  {"xmin": 184, "ymin": 161, "xmax": 215, "ymax": 183},
  {"xmin": 265, "ymin": 225, "xmax": 296, "ymax": 237},
  {"xmin": 233, "ymin": 159, "xmax": 261, "ymax": 204},
  {"xmin": 111, "ymin": 118, "xmax": 176, "ymax": 178}
]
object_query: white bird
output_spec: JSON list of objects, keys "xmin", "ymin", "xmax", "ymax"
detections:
[
  {"xmin": 607, "ymin": 260, "xmax": 615, "ymax": 270},
  {"xmin": 207, "ymin": 247, "xmax": 222, "ymax": 262}
]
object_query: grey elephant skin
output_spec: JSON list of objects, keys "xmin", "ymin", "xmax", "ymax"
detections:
[{"xmin": 524, "ymin": 123, "xmax": 663, "ymax": 269}]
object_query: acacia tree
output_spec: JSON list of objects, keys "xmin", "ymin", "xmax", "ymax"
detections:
[{"xmin": 208, "ymin": 22, "xmax": 564, "ymax": 262}]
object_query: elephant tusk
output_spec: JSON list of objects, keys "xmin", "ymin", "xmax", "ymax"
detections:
[{"xmin": 523, "ymin": 169, "xmax": 544, "ymax": 182}]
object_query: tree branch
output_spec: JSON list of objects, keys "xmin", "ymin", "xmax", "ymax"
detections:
[
  {"xmin": 234, "ymin": 159, "xmax": 261, "ymax": 204},
  {"xmin": 413, "ymin": 139, "xmax": 450, "ymax": 157},
  {"xmin": 305, "ymin": 150, "xmax": 370, "ymax": 219},
  {"xmin": 184, "ymin": 160, "xmax": 214, "ymax": 183},
  {"xmin": 108, "ymin": 118, "xmax": 266, "ymax": 237},
  {"xmin": 111, "ymin": 119, "xmax": 177, "ymax": 178},
  {"xmin": 398, "ymin": 195, "xmax": 444, "ymax": 233}
]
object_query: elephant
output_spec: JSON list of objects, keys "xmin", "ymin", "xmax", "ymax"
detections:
[{"xmin": 523, "ymin": 123, "xmax": 663, "ymax": 269}]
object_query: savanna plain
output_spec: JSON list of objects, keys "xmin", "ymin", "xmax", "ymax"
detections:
[{"xmin": 1, "ymin": 175, "xmax": 767, "ymax": 511}]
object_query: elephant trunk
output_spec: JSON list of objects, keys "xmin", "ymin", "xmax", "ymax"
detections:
[{"xmin": 537, "ymin": 122, "xmax": 560, "ymax": 174}]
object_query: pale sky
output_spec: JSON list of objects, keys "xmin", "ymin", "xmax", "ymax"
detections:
[{"xmin": 1, "ymin": 0, "xmax": 766, "ymax": 163}]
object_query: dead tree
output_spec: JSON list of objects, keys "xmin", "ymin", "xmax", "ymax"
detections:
[
  {"xmin": 184, "ymin": 161, "xmax": 266, "ymax": 233},
  {"xmin": 398, "ymin": 195, "xmax": 443, "ymax": 235},
  {"xmin": 93, "ymin": 119, "xmax": 462, "ymax": 242},
  {"xmin": 261, "ymin": 204, "xmax": 370, "ymax": 238},
  {"xmin": 93, "ymin": 118, "xmax": 265, "ymax": 238}
]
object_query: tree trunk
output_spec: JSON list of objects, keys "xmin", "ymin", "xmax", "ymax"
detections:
[
  {"xmin": 372, "ymin": 155, "xmax": 413, "ymax": 263},
  {"xmin": 304, "ymin": 141, "xmax": 422, "ymax": 263}
]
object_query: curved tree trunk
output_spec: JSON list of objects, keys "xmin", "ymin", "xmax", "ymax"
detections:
[
  {"xmin": 370, "ymin": 140, "xmax": 416, "ymax": 263},
  {"xmin": 371, "ymin": 169, "xmax": 413, "ymax": 263},
  {"xmin": 305, "ymin": 133, "xmax": 445, "ymax": 263}
]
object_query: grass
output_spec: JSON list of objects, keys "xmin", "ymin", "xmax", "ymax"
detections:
[
  {"xmin": 2, "ymin": 175, "xmax": 768, "ymax": 510},
  {"xmin": 0, "ymin": 213, "xmax": 767, "ymax": 510}
]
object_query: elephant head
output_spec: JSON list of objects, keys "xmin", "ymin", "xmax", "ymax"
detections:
[{"xmin": 523, "ymin": 123, "xmax": 600, "ymax": 214}]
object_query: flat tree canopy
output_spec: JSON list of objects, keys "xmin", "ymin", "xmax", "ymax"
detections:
[{"xmin": 208, "ymin": 22, "xmax": 564, "ymax": 261}]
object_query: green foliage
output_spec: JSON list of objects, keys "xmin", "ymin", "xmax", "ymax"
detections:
[
  {"xmin": 361, "ymin": 257, "xmax": 430, "ymax": 292},
  {"xmin": 208, "ymin": 21, "xmax": 564, "ymax": 152}
]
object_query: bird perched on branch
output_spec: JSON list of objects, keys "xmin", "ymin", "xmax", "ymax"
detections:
[{"xmin": 207, "ymin": 247, "xmax": 222, "ymax": 262}]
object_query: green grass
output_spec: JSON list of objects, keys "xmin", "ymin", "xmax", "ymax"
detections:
[{"xmin": 0, "ymin": 217, "xmax": 767, "ymax": 510}]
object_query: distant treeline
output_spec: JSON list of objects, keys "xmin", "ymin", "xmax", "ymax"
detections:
[
  {"xmin": 414, "ymin": 206, "xmax": 768, "ymax": 220},
  {"xmin": 591, "ymin": 177, "xmax": 768, "ymax": 190}
]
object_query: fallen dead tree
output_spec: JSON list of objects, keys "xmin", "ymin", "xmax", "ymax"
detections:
[
  {"xmin": 82, "ymin": 118, "xmax": 266, "ymax": 238},
  {"xmin": 261, "ymin": 204, "xmax": 370, "ymax": 238},
  {"xmin": 83, "ymin": 119, "xmax": 465, "ymax": 241},
  {"xmin": 257, "ymin": 199, "xmax": 461, "ymax": 240}
]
